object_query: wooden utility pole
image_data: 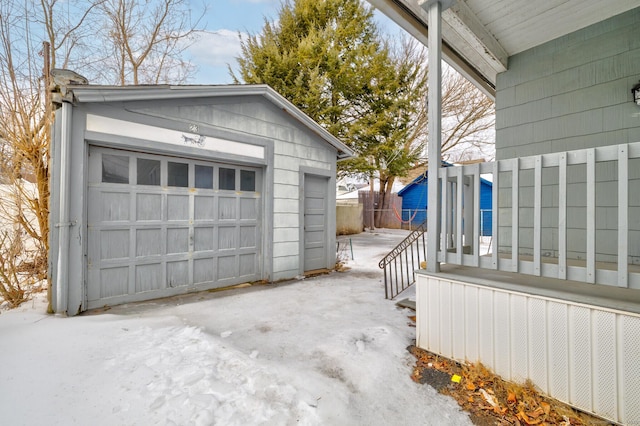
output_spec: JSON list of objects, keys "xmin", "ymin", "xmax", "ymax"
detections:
[{"xmin": 42, "ymin": 40, "xmax": 54, "ymax": 313}]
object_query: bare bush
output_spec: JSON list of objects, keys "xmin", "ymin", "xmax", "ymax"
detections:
[{"xmin": 0, "ymin": 230, "xmax": 29, "ymax": 308}]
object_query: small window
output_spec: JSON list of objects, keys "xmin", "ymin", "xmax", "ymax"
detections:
[
  {"xmin": 168, "ymin": 162, "xmax": 189, "ymax": 187},
  {"xmin": 240, "ymin": 170, "xmax": 256, "ymax": 192},
  {"xmin": 137, "ymin": 158, "xmax": 160, "ymax": 186},
  {"xmin": 102, "ymin": 154, "xmax": 129, "ymax": 184},
  {"xmin": 195, "ymin": 165, "xmax": 213, "ymax": 189},
  {"xmin": 219, "ymin": 168, "xmax": 235, "ymax": 190}
]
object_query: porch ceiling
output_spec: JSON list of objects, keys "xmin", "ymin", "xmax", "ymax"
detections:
[{"xmin": 368, "ymin": 0, "xmax": 638, "ymax": 97}]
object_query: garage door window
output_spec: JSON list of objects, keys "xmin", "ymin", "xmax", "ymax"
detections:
[
  {"xmin": 240, "ymin": 170, "xmax": 255, "ymax": 191},
  {"xmin": 219, "ymin": 168, "xmax": 235, "ymax": 190},
  {"xmin": 195, "ymin": 165, "xmax": 213, "ymax": 189},
  {"xmin": 102, "ymin": 154, "xmax": 129, "ymax": 184},
  {"xmin": 168, "ymin": 161, "xmax": 189, "ymax": 187},
  {"xmin": 138, "ymin": 158, "xmax": 160, "ymax": 185}
]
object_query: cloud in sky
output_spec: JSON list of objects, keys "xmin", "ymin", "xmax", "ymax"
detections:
[
  {"xmin": 191, "ymin": 29, "xmax": 246, "ymax": 68},
  {"xmin": 187, "ymin": 29, "xmax": 249, "ymax": 83}
]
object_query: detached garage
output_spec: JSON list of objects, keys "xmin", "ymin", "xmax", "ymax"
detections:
[{"xmin": 50, "ymin": 84, "xmax": 353, "ymax": 315}]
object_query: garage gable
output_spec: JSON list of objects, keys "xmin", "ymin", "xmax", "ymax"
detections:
[{"xmin": 70, "ymin": 85, "xmax": 353, "ymax": 160}]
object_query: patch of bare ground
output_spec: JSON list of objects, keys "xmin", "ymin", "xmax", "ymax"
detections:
[{"xmin": 407, "ymin": 344, "xmax": 614, "ymax": 426}]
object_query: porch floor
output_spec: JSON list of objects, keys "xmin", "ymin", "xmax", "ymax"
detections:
[{"xmin": 416, "ymin": 263, "xmax": 640, "ymax": 315}]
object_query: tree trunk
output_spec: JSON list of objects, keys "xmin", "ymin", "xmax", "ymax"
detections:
[{"xmin": 374, "ymin": 176, "xmax": 395, "ymax": 228}]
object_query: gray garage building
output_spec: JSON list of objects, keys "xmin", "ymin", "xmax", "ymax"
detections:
[{"xmin": 49, "ymin": 84, "xmax": 353, "ymax": 315}]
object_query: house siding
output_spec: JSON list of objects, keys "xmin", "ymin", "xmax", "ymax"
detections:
[
  {"xmin": 416, "ymin": 274, "xmax": 640, "ymax": 425},
  {"xmin": 495, "ymin": 8, "xmax": 640, "ymax": 263},
  {"xmin": 495, "ymin": 7, "xmax": 640, "ymax": 158}
]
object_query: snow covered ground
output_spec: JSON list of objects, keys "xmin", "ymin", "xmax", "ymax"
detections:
[{"xmin": 0, "ymin": 229, "xmax": 471, "ymax": 426}]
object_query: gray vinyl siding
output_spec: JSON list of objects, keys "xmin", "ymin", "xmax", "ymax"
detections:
[
  {"xmin": 495, "ymin": 7, "xmax": 640, "ymax": 159},
  {"xmin": 495, "ymin": 7, "xmax": 640, "ymax": 264},
  {"xmin": 272, "ymin": 136, "xmax": 334, "ymax": 281}
]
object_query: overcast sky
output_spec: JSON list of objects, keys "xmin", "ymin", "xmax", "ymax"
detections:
[{"xmin": 187, "ymin": 0, "xmax": 402, "ymax": 84}]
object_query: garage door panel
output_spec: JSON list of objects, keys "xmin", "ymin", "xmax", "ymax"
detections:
[
  {"xmin": 137, "ymin": 193, "xmax": 162, "ymax": 221},
  {"xmin": 136, "ymin": 263, "xmax": 163, "ymax": 292},
  {"xmin": 240, "ymin": 198, "xmax": 258, "ymax": 220},
  {"xmin": 167, "ymin": 228, "xmax": 189, "ymax": 253},
  {"xmin": 218, "ymin": 256, "xmax": 237, "ymax": 279},
  {"xmin": 167, "ymin": 261, "xmax": 189, "ymax": 288},
  {"xmin": 219, "ymin": 197, "xmax": 236, "ymax": 220},
  {"xmin": 194, "ymin": 196, "xmax": 215, "ymax": 220},
  {"xmin": 100, "ymin": 229, "xmax": 130, "ymax": 260},
  {"xmin": 194, "ymin": 227, "xmax": 214, "ymax": 251},
  {"xmin": 240, "ymin": 226, "xmax": 256, "ymax": 248},
  {"xmin": 167, "ymin": 195, "xmax": 189, "ymax": 220},
  {"xmin": 97, "ymin": 191, "xmax": 130, "ymax": 222},
  {"xmin": 99, "ymin": 267, "xmax": 129, "ymax": 298},
  {"xmin": 194, "ymin": 258, "xmax": 214, "ymax": 284},
  {"xmin": 218, "ymin": 226, "xmax": 237, "ymax": 250},
  {"xmin": 239, "ymin": 254, "xmax": 256, "ymax": 276},
  {"xmin": 136, "ymin": 228, "xmax": 162, "ymax": 256}
]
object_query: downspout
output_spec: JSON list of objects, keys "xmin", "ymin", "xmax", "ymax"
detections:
[
  {"xmin": 425, "ymin": 0, "xmax": 450, "ymax": 273},
  {"xmin": 55, "ymin": 100, "xmax": 72, "ymax": 314}
]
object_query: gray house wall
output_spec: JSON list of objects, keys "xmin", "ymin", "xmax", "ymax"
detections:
[
  {"xmin": 495, "ymin": 7, "xmax": 640, "ymax": 159},
  {"xmin": 494, "ymin": 7, "xmax": 640, "ymax": 264}
]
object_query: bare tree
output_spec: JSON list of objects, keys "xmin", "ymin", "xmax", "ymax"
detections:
[
  {"xmin": 439, "ymin": 68, "xmax": 495, "ymax": 161},
  {"xmin": 0, "ymin": 0, "xmax": 54, "ymax": 307},
  {"xmin": 99, "ymin": 0, "xmax": 205, "ymax": 85},
  {"xmin": 0, "ymin": 0, "xmax": 206, "ymax": 309},
  {"xmin": 370, "ymin": 38, "xmax": 494, "ymax": 228}
]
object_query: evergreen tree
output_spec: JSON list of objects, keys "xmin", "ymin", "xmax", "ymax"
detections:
[{"xmin": 233, "ymin": 0, "xmax": 428, "ymax": 227}]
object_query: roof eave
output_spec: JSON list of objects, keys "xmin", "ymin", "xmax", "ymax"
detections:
[{"xmin": 369, "ymin": 0, "xmax": 499, "ymax": 99}]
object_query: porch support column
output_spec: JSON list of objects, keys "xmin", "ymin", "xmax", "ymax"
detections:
[{"xmin": 424, "ymin": 0, "xmax": 448, "ymax": 273}]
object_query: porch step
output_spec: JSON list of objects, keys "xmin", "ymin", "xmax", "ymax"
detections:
[{"xmin": 396, "ymin": 298, "xmax": 416, "ymax": 311}]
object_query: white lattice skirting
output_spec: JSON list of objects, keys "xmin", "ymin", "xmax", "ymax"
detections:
[{"xmin": 416, "ymin": 274, "xmax": 640, "ymax": 425}]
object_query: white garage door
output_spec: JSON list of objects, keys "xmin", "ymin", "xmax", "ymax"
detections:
[{"xmin": 86, "ymin": 146, "xmax": 262, "ymax": 308}]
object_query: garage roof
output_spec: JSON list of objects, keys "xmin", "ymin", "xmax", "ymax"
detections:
[
  {"xmin": 68, "ymin": 84, "xmax": 355, "ymax": 160},
  {"xmin": 368, "ymin": 0, "xmax": 638, "ymax": 98}
]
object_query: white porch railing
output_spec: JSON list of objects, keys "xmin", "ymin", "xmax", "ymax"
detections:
[{"xmin": 437, "ymin": 141, "xmax": 640, "ymax": 289}]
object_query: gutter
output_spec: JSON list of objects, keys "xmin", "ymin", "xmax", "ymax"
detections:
[{"xmin": 55, "ymin": 101, "xmax": 73, "ymax": 314}]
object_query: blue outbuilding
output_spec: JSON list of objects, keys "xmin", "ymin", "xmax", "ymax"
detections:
[{"xmin": 397, "ymin": 167, "xmax": 493, "ymax": 236}]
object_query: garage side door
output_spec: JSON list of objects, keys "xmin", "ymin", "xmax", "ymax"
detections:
[
  {"xmin": 87, "ymin": 146, "xmax": 261, "ymax": 308},
  {"xmin": 303, "ymin": 174, "xmax": 328, "ymax": 272}
]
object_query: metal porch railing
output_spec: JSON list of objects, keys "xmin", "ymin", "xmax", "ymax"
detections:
[{"xmin": 378, "ymin": 223, "xmax": 427, "ymax": 299}]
